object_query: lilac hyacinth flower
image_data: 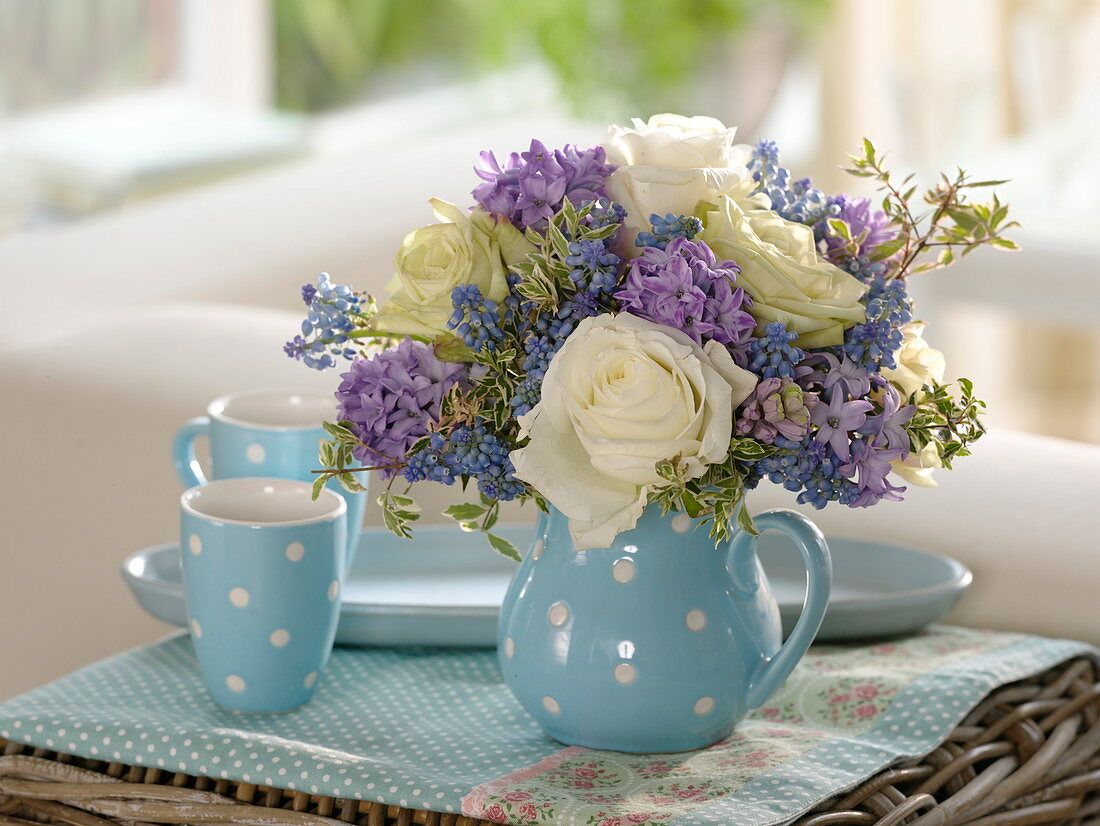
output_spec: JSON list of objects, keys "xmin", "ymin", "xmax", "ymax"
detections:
[
  {"xmin": 735, "ymin": 378, "xmax": 816, "ymax": 444},
  {"xmin": 823, "ymin": 195, "xmax": 897, "ymax": 260},
  {"xmin": 822, "ymin": 353, "xmax": 872, "ymax": 398},
  {"xmin": 810, "ymin": 387, "xmax": 873, "ymax": 463},
  {"xmin": 514, "ymin": 172, "xmax": 568, "ymax": 230},
  {"xmin": 335, "ymin": 338, "xmax": 465, "ymax": 479},
  {"xmin": 859, "ymin": 384, "xmax": 915, "ymax": 453},
  {"xmin": 472, "ymin": 150, "xmax": 521, "ymax": 216},
  {"xmin": 472, "ymin": 140, "xmax": 615, "ymax": 230},
  {"xmin": 841, "ymin": 437, "xmax": 906, "ymax": 507},
  {"xmin": 797, "ymin": 352, "xmax": 871, "ymax": 398},
  {"xmin": 615, "ymin": 236, "xmax": 755, "ymax": 347}
]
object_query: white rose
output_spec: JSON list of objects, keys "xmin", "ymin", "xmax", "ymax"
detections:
[
  {"xmin": 509, "ymin": 313, "xmax": 757, "ymax": 550},
  {"xmin": 881, "ymin": 322, "xmax": 946, "ymax": 400},
  {"xmin": 373, "ymin": 199, "xmax": 534, "ymax": 344},
  {"xmin": 601, "ymin": 114, "xmax": 753, "ymax": 252},
  {"xmin": 698, "ymin": 188, "xmax": 867, "ymax": 348},
  {"xmin": 891, "ymin": 442, "xmax": 942, "ymax": 488},
  {"xmin": 603, "ymin": 114, "xmax": 743, "ymax": 168}
]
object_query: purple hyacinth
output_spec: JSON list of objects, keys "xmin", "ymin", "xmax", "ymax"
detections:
[
  {"xmin": 614, "ymin": 236, "xmax": 755, "ymax": 347},
  {"xmin": 334, "ymin": 339, "xmax": 465, "ymax": 479},
  {"xmin": 472, "ymin": 140, "xmax": 615, "ymax": 230},
  {"xmin": 735, "ymin": 378, "xmax": 817, "ymax": 444},
  {"xmin": 810, "ymin": 386, "xmax": 873, "ymax": 463},
  {"xmin": 841, "ymin": 437, "xmax": 906, "ymax": 507},
  {"xmin": 822, "ymin": 195, "xmax": 898, "ymax": 261},
  {"xmin": 859, "ymin": 384, "xmax": 915, "ymax": 453},
  {"xmin": 799, "ymin": 352, "xmax": 873, "ymax": 398}
]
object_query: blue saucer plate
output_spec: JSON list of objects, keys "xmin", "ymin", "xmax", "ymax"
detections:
[{"xmin": 122, "ymin": 524, "xmax": 971, "ymax": 646}]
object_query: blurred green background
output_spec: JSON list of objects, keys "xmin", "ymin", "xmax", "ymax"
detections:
[{"xmin": 272, "ymin": 0, "xmax": 822, "ymax": 117}]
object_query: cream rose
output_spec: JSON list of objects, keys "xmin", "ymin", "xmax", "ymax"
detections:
[
  {"xmin": 603, "ymin": 114, "xmax": 743, "ymax": 168},
  {"xmin": 509, "ymin": 313, "xmax": 757, "ymax": 550},
  {"xmin": 884, "ymin": 323, "xmax": 947, "ymax": 486},
  {"xmin": 881, "ymin": 322, "xmax": 946, "ymax": 400},
  {"xmin": 891, "ymin": 442, "xmax": 942, "ymax": 488},
  {"xmin": 698, "ymin": 189, "xmax": 867, "ymax": 348},
  {"xmin": 373, "ymin": 199, "xmax": 534, "ymax": 343},
  {"xmin": 601, "ymin": 114, "xmax": 753, "ymax": 252}
]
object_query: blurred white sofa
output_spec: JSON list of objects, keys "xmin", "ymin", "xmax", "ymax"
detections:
[
  {"xmin": 3, "ymin": 296, "xmax": 1096, "ymax": 703},
  {"xmin": 2, "ymin": 114, "xmax": 1096, "ymax": 703}
]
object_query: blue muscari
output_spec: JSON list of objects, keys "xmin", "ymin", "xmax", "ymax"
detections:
[
  {"xmin": 284, "ymin": 273, "xmax": 362, "ymax": 370},
  {"xmin": 403, "ymin": 421, "xmax": 525, "ymax": 501},
  {"xmin": 748, "ymin": 436, "xmax": 860, "ymax": 510},
  {"xmin": 750, "ymin": 140, "xmax": 837, "ymax": 226},
  {"xmin": 565, "ymin": 239, "xmax": 621, "ymax": 296},
  {"xmin": 837, "ymin": 276, "xmax": 912, "ymax": 371},
  {"xmin": 511, "ymin": 234, "xmax": 619, "ymax": 415},
  {"xmin": 636, "ymin": 213, "xmax": 703, "ymax": 250},
  {"xmin": 585, "ymin": 198, "xmax": 627, "ymax": 230},
  {"xmin": 448, "ymin": 284, "xmax": 505, "ymax": 354},
  {"xmin": 746, "ymin": 321, "xmax": 804, "ymax": 379},
  {"xmin": 511, "ymin": 295, "xmax": 602, "ymax": 415}
]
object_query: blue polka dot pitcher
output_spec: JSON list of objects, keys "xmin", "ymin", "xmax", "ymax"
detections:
[{"xmin": 498, "ymin": 505, "xmax": 831, "ymax": 753}]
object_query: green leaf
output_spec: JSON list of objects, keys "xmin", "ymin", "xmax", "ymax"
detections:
[
  {"xmin": 322, "ymin": 420, "xmax": 354, "ymax": 440},
  {"xmin": 729, "ymin": 438, "xmax": 773, "ymax": 461},
  {"xmin": 869, "ymin": 236, "xmax": 906, "ymax": 262},
  {"xmin": 389, "ymin": 493, "xmax": 419, "ymax": 510},
  {"xmin": 443, "ymin": 503, "xmax": 488, "ymax": 522},
  {"xmin": 486, "ymin": 532, "xmax": 522, "ymax": 562},
  {"xmin": 736, "ymin": 504, "xmax": 759, "ymax": 536},
  {"xmin": 319, "ymin": 440, "xmax": 336, "ymax": 467},
  {"xmin": 826, "ymin": 218, "xmax": 852, "ymax": 241},
  {"xmin": 546, "ymin": 220, "xmax": 570, "ymax": 260},
  {"xmin": 681, "ymin": 490, "xmax": 704, "ymax": 518},
  {"xmin": 338, "ymin": 472, "xmax": 365, "ymax": 493},
  {"xmin": 311, "ymin": 474, "xmax": 328, "ymax": 501}
]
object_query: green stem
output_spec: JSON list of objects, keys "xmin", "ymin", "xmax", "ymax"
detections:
[{"xmin": 346, "ymin": 329, "xmax": 433, "ymax": 344}]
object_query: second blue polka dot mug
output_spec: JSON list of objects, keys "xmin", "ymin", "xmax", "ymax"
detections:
[
  {"xmin": 498, "ymin": 505, "xmax": 831, "ymax": 753},
  {"xmin": 172, "ymin": 390, "xmax": 366, "ymax": 569},
  {"xmin": 181, "ymin": 478, "xmax": 347, "ymax": 713}
]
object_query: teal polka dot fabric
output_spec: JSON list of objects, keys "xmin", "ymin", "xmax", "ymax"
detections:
[{"xmin": 0, "ymin": 628, "xmax": 1093, "ymax": 826}]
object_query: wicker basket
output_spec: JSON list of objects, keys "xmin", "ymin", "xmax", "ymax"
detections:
[{"xmin": 2, "ymin": 657, "xmax": 1099, "ymax": 826}]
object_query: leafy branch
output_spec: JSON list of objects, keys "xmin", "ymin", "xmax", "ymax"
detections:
[
  {"xmin": 513, "ymin": 197, "xmax": 617, "ymax": 311},
  {"xmin": 845, "ymin": 138, "xmax": 1020, "ymax": 277},
  {"xmin": 441, "ymin": 495, "xmax": 522, "ymax": 561},
  {"xmin": 649, "ymin": 438, "xmax": 784, "ymax": 545},
  {"xmin": 904, "ymin": 378, "xmax": 987, "ymax": 469}
]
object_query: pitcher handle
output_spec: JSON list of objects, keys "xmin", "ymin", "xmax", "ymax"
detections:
[
  {"xmin": 173, "ymin": 416, "xmax": 211, "ymax": 488},
  {"xmin": 732, "ymin": 509, "xmax": 832, "ymax": 709}
]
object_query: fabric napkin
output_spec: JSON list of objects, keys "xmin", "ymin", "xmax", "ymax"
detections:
[{"xmin": 0, "ymin": 627, "xmax": 1093, "ymax": 826}]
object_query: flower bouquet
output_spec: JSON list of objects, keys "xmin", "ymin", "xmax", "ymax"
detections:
[{"xmin": 286, "ymin": 114, "xmax": 1015, "ymax": 558}]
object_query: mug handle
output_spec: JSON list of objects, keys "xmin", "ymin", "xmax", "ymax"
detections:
[
  {"xmin": 728, "ymin": 509, "xmax": 832, "ymax": 709},
  {"xmin": 173, "ymin": 416, "xmax": 211, "ymax": 488}
]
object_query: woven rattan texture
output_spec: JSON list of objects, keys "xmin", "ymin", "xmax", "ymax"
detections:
[{"xmin": 1, "ymin": 658, "xmax": 1099, "ymax": 826}]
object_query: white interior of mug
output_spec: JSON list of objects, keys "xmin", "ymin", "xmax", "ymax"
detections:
[
  {"xmin": 181, "ymin": 478, "xmax": 346, "ymax": 526},
  {"xmin": 208, "ymin": 391, "xmax": 336, "ymax": 430}
]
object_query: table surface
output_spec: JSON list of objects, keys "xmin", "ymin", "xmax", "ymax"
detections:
[{"xmin": 0, "ymin": 627, "xmax": 1093, "ymax": 826}]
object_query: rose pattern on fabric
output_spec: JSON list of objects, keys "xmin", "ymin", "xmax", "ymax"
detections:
[
  {"xmin": 810, "ymin": 676, "xmax": 900, "ymax": 727},
  {"xmin": 462, "ymin": 628, "xmax": 1025, "ymax": 825}
]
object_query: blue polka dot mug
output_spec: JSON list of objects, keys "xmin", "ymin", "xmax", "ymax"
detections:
[
  {"xmin": 498, "ymin": 505, "xmax": 831, "ymax": 753},
  {"xmin": 172, "ymin": 390, "xmax": 366, "ymax": 569},
  {"xmin": 180, "ymin": 478, "xmax": 347, "ymax": 713}
]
